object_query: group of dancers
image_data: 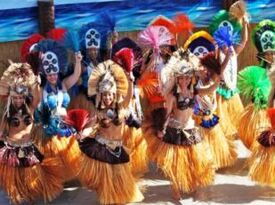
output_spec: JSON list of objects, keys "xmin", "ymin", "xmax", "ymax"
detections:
[{"xmin": 0, "ymin": 1, "xmax": 275, "ymax": 204}]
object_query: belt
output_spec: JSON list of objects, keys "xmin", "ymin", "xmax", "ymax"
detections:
[{"xmin": 95, "ymin": 135, "xmax": 123, "ymax": 150}]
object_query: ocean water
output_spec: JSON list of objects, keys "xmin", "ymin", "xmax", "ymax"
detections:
[{"xmin": 0, "ymin": 0, "xmax": 274, "ymax": 42}]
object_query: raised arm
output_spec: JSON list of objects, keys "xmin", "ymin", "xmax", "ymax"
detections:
[
  {"xmin": 220, "ymin": 46, "xmax": 233, "ymax": 73},
  {"xmin": 196, "ymin": 77, "xmax": 220, "ymax": 96},
  {"xmin": 62, "ymin": 53, "xmax": 82, "ymax": 90},
  {"xmin": 121, "ymin": 72, "xmax": 134, "ymax": 108},
  {"xmin": 234, "ymin": 19, "xmax": 248, "ymax": 55},
  {"xmin": 31, "ymin": 77, "xmax": 42, "ymax": 110}
]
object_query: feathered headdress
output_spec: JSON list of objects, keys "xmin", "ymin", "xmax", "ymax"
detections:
[
  {"xmin": 112, "ymin": 37, "xmax": 143, "ymax": 79},
  {"xmin": 149, "ymin": 15, "xmax": 177, "ymax": 44},
  {"xmin": 0, "ymin": 62, "xmax": 36, "ymax": 97},
  {"xmin": 200, "ymin": 52, "xmax": 221, "ymax": 75},
  {"xmin": 209, "ymin": 10, "xmax": 242, "ymax": 36},
  {"xmin": 251, "ymin": 19, "xmax": 275, "ymax": 54},
  {"xmin": 237, "ymin": 66, "xmax": 271, "ymax": 109},
  {"xmin": 213, "ymin": 26, "xmax": 240, "ymax": 48},
  {"xmin": 36, "ymin": 39, "xmax": 68, "ymax": 76},
  {"xmin": 137, "ymin": 71, "xmax": 165, "ymax": 104},
  {"xmin": 47, "ymin": 28, "xmax": 80, "ymax": 53},
  {"xmin": 112, "ymin": 48, "xmax": 134, "ymax": 73},
  {"xmin": 161, "ymin": 48, "xmax": 200, "ymax": 95},
  {"xmin": 0, "ymin": 62, "xmax": 36, "ymax": 119},
  {"xmin": 137, "ymin": 25, "xmax": 174, "ymax": 71},
  {"xmin": 173, "ymin": 13, "xmax": 194, "ymax": 35},
  {"xmin": 47, "ymin": 28, "xmax": 67, "ymax": 41},
  {"xmin": 79, "ymin": 12, "xmax": 116, "ymax": 52},
  {"xmin": 88, "ymin": 60, "xmax": 128, "ymax": 107},
  {"xmin": 20, "ymin": 34, "xmax": 45, "ymax": 75},
  {"xmin": 184, "ymin": 31, "xmax": 215, "ymax": 58}
]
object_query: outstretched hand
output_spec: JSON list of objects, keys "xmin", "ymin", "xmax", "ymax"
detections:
[{"xmin": 75, "ymin": 52, "xmax": 83, "ymax": 63}]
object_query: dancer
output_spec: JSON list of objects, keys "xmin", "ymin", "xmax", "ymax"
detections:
[
  {"xmin": 238, "ymin": 19, "xmax": 275, "ymax": 149},
  {"xmin": 209, "ymin": 9, "xmax": 248, "ymax": 139},
  {"xmin": 193, "ymin": 51, "xmax": 237, "ymax": 169},
  {"xmin": 112, "ymin": 39, "xmax": 148, "ymax": 177},
  {"xmin": 0, "ymin": 62, "xmax": 63, "ymax": 204},
  {"xmin": 144, "ymin": 48, "xmax": 215, "ymax": 200},
  {"xmin": 33, "ymin": 39, "xmax": 82, "ymax": 181},
  {"xmin": 72, "ymin": 60, "xmax": 144, "ymax": 204},
  {"xmin": 237, "ymin": 65, "xmax": 273, "ymax": 186}
]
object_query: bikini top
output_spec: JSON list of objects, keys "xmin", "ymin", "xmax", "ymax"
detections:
[
  {"xmin": 97, "ymin": 108, "xmax": 122, "ymax": 128},
  {"xmin": 42, "ymin": 82, "xmax": 70, "ymax": 110},
  {"xmin": 8, "ymin": 114, "xmax": 33, "ymax": 127},
  {"xmin": 176, "ymin": 95, "xmax": 195, "ymax": 110}
]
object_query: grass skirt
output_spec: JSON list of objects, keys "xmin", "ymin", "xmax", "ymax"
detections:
[
  {"xmin": 238, "ymin": 104, "xmax": 270, "ymax": 150},
  {"xmin": 33, "ymin": 125, "xmax": 80, "ymax": 181},
  {"xmin": 216, "ymin": 94, "xmax": 242, "ymax": 139},
  {"xmin": 123, "ymin": 125, "xmax": 149, "ymax": 177},
  {"xmin": 248, "ymin": 142, "xmax": 275, "ymax": 188},
  {"xmin": 0, "ymin": 141, "xmax": 63, "ymax": 204},
  {"xmin": 76, "ymin": 141, "xmax": 144, "ymax": 204},
  {"xmin": 198, "ymin": 123, "xmax": 237, "ymax": 169},
  {"xmin": 143, "ymin": 124, "xmax": 214, "ymax": 193}
]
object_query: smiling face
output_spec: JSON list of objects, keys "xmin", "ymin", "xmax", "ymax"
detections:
[
  {"xmin": 11, "ymin": 94, "xmax": 25, "ymax": 108},
  {"xmin": 101, "ymin": 91, "xmax": 115, "ymax": 107},
  {"xmin": 264, "ymin": 50, "xmax": 275, "ymax": 65},
  {"xmin": 46, "ymin": 73, "xmax": 58, "ymax": 85},
  {"xmin": 177, "ymin": 75, "xmax": 192, "ymax": 89}
]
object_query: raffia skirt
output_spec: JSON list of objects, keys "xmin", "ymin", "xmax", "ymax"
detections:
[
  {"xmin": 0, "ymin": 140, "xmax": 63, "ymax": 204},
  {"xmin": 238, "ymin": 103, "xmax": 271, "ymax": 150},
  {"xmin": 76, "ymin": 137, "xmax": 144, "ymax": 204},
  {"xmin": 33, "ymin": 125, "xmax": 80, "ymax": 181},
  {"xmin": 123, "ymin": 125, "xmax": 149, "ymax": 177},
  {"xmin": 143, "ymin": 121, "xmax": 215, "ymax": 193},
  {"xmin": 193, "ymin": 113, "xmax": 237, "ymax": 169},
  {"xmin": 248, "ymin": 129, "xmax": 275, "ymax": 188},
  {"xmin": 216, "ymin": 93, "xmax": 243, "ymax": 139}
]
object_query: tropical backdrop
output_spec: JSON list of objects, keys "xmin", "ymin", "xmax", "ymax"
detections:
[{"xmin": 0, "ymin": 0, "xmax": 274, "ymax": 42}]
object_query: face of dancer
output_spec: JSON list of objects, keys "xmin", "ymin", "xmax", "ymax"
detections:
[
  {"xmin": 177, "ymin": 75, "xmax": 191, "ymax": 89},
  {"xmin": 87, "ymin": 48, "xmax": 98, "ymax": 61},
  {"xmin": 46, "ymin": 73, "xmax": 58, "ymax": 85},
  {"xmin": 12, "ymin": 94, "xmax": 24, "ymax": 108},
  {"xmin": 102, "ymin": 91, "xmax": 114, "ymax": 107},
  {"xmin": 264, "ymin": 51, "xmax": 275, "ymax": 65}
]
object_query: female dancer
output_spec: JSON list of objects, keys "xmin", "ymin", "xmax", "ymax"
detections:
[
  {"xmin": 144, "ymin": 48, "xmax": 215, "ymax": 200},
  {"xmin": 238, "ymin": 19, "xmax": 275, "ymax": 149},
  {"xmin": 34, "ymin": 39, "xmax": 82, "ymax": 181},
  {"xmin": 209, "ymin": 10, "xmax": 248, "ymax": 139},
  {"xmin": 69, "ymin": 60, "xmax": 144, "ymax": 204},
  {"xmin": 112, "ymin": 39, "xmax": 149, "ymax": 177},
  {"xmin": 193, "ymin": 51, "xmax": 237, "ymax": 169},
  {"xmin": 0, "ymin": 62, "xmax": 63, "ymax": 204}
]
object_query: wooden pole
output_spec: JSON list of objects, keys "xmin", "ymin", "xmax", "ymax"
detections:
[{"xmin": 38, "ymin": 0, "xmax": 55, "ymax": 36}]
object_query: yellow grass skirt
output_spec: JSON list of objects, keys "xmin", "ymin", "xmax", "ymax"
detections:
[
  {"xmin": 77, "ymin": 150, "xmax": 144, "ymax": 204},
  {"xmin": 238, "ymin": 104, "xmax": 270, "ymax": 150},
  {"xmin": 144, "ymin": 125, "xmax": 214, "ymax": 193},
  {"xmin": 216, "ymin": 94, "xmax": 243, "ymax": 139},
  {"xmin": 33, "ymin": 125, "xmax": 80, "ymax": 181},
  {"xmin": 0, "ymin": 157, "xmax": 63, "ymax": 204},
  {"xmin": 249, "ymin": 143, "xmax": 275, "ymax": 188},
  {"xmin": 198, "ymin": 123, "xmax": 237, "ymax": 169},
  {"xmin": 123, "ymin": 125, "xmax": 149, "ymax": 177}
]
